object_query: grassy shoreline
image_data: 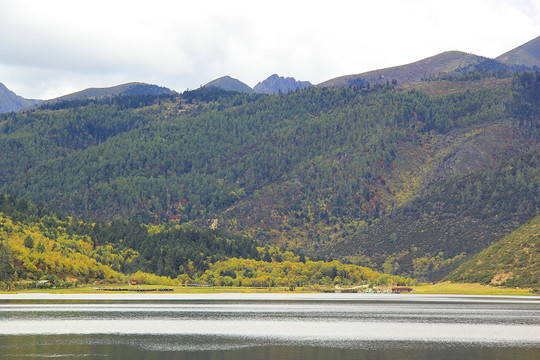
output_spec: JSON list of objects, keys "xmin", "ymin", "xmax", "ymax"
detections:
[
  {"xmin": 410, "ymin": 282, "xmax": 535, "ymax": 296},
  {"xmin": 1, "ymin": 282, "xmax": 537, "ymax": 296}
]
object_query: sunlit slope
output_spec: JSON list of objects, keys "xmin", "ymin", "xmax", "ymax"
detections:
[
  {"xmin": 445, "ymin": 215, "xmax": 539, "ymax": 288},
  {"xmin": 0, "ymin": 197, "xmax": 130, "ymax": 284}
]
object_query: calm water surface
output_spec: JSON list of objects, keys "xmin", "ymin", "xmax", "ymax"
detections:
[{"xmin": 0, "ymin": 293, "xmax": 539, "ymax": 359}]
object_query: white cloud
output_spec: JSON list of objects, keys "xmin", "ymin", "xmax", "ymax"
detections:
[{"xmin": 0, "ymin": 0, "xmax": 538, "ymax": 99}]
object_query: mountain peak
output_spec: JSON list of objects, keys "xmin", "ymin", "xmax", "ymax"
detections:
[
  {"xmin": 0, "ymin": 82, "xmax": 41, "ymax": 113},
  {"xmin": 33, "ymin": 82, "xmax": 176, "ymax": 109},
  {"xmin": 318, "ymin": 51, "xmax": 489, "ymax": 87},
  {"xmin": 254, "ymin": 74, "xmax": 312, "ymax": 94},
  {"xmin": 203, "ymin": 76, "xmax": 254, "ymax": 94}
]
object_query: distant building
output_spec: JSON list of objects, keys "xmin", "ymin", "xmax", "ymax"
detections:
[{"xmin": 391, "ymin": 286, "xmax": 414, "ymax": 294}]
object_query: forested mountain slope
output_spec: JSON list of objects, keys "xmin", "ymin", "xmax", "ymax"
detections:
[
  {"xmin": 445, "ymin": 214, "xmax": 539, "ymax": 288},
  {"xmin": 0, "ymin": 192, "xmax": 261, "ymax": 284},
  {"xmin": 1, "ymin": 193, "xmax": 409, "ymax": 288},
  {"xmin": 0, "ymin": 193, "xmax": 131, "ymax": 286},
  {"xmin": 1, "ymin": 72, "xmax": 539, "ymax": 281}
]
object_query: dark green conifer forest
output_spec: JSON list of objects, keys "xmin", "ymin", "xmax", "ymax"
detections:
[{"xmin": 0, "ymin": 72, "xmax": 539, "ymax": 283}]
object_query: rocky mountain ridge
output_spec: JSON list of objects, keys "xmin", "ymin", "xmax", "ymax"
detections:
[
  {"xmin": 0, "ymin": 82, "xmax": 41, "ymax": 113},
  {"xmin": 253, "ymin": 74, "xmax": 312, "ymax": 94},
  {"xmin": 2, "ymin": 35, "xmax": 539, "ymax": 113}
]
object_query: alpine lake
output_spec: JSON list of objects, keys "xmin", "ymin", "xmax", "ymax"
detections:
[{"xmin": 0, "ymin": 293, "xmax": 539, "ymax": 359}]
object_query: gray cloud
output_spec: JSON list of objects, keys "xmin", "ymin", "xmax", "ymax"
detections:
[{"xmin": 0, "ymin": 0, "xmax": 539, "ymax": 99}]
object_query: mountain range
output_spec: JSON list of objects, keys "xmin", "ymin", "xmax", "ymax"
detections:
[
  {"xmin": 2, "ymin": 36, "xmax": 539, "ymax": 113},
  {"xmin": 317, "ymin": 37, "xmax": 540, "ymax": 88},
  {"xmin": 318, "ymin": 51, "xmax": 497, "ymax": 87},
  {"xmin": 0, "ymin": 35, "xmax": 539, "ymax": 287},
  {"xmin": 200, "ymin": 37, "xmax": 540, "ymax": 95},
  {"xmin": 0, "ymin": 82, "xmax": 176, "ymax": 113}
]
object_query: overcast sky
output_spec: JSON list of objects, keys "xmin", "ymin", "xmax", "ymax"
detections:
[{"xmin": 1, "ymin": 0, "xmax": 539, "ymax": 99}]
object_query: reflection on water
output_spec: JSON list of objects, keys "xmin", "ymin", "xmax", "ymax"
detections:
[
  {"xmin": 2, "ymin": 334, "xmax": 540, "ymax": 360},
  {"xmin": 0, "ymin": 293, "xmax": 539, "ymax": 359}
]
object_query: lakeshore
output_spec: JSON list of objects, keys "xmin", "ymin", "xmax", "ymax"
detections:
[{"xmin": 1, "ymin": 281, "xmax": 536, "ymax": 296}]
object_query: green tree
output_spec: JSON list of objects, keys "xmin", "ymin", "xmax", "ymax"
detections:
[
  {"xmin": 0, "ymin": 241, "xmax": 13, "ymax": 281},
  {"xmin": 24, "ymin": 235, "xmax": 34, "ymax": 249},
  {"xmin": 36, "ymin": 241, "xmax": 46, "ymax": 253}
]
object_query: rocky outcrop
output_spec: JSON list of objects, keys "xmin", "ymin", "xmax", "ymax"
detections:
[
  {"xmin": 0, "ymin": 82, "xmax": 41, "ymax": 113},
  {"xmin": 254, "ymin": 74, "xmax": 312, "ymax": 94}
]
